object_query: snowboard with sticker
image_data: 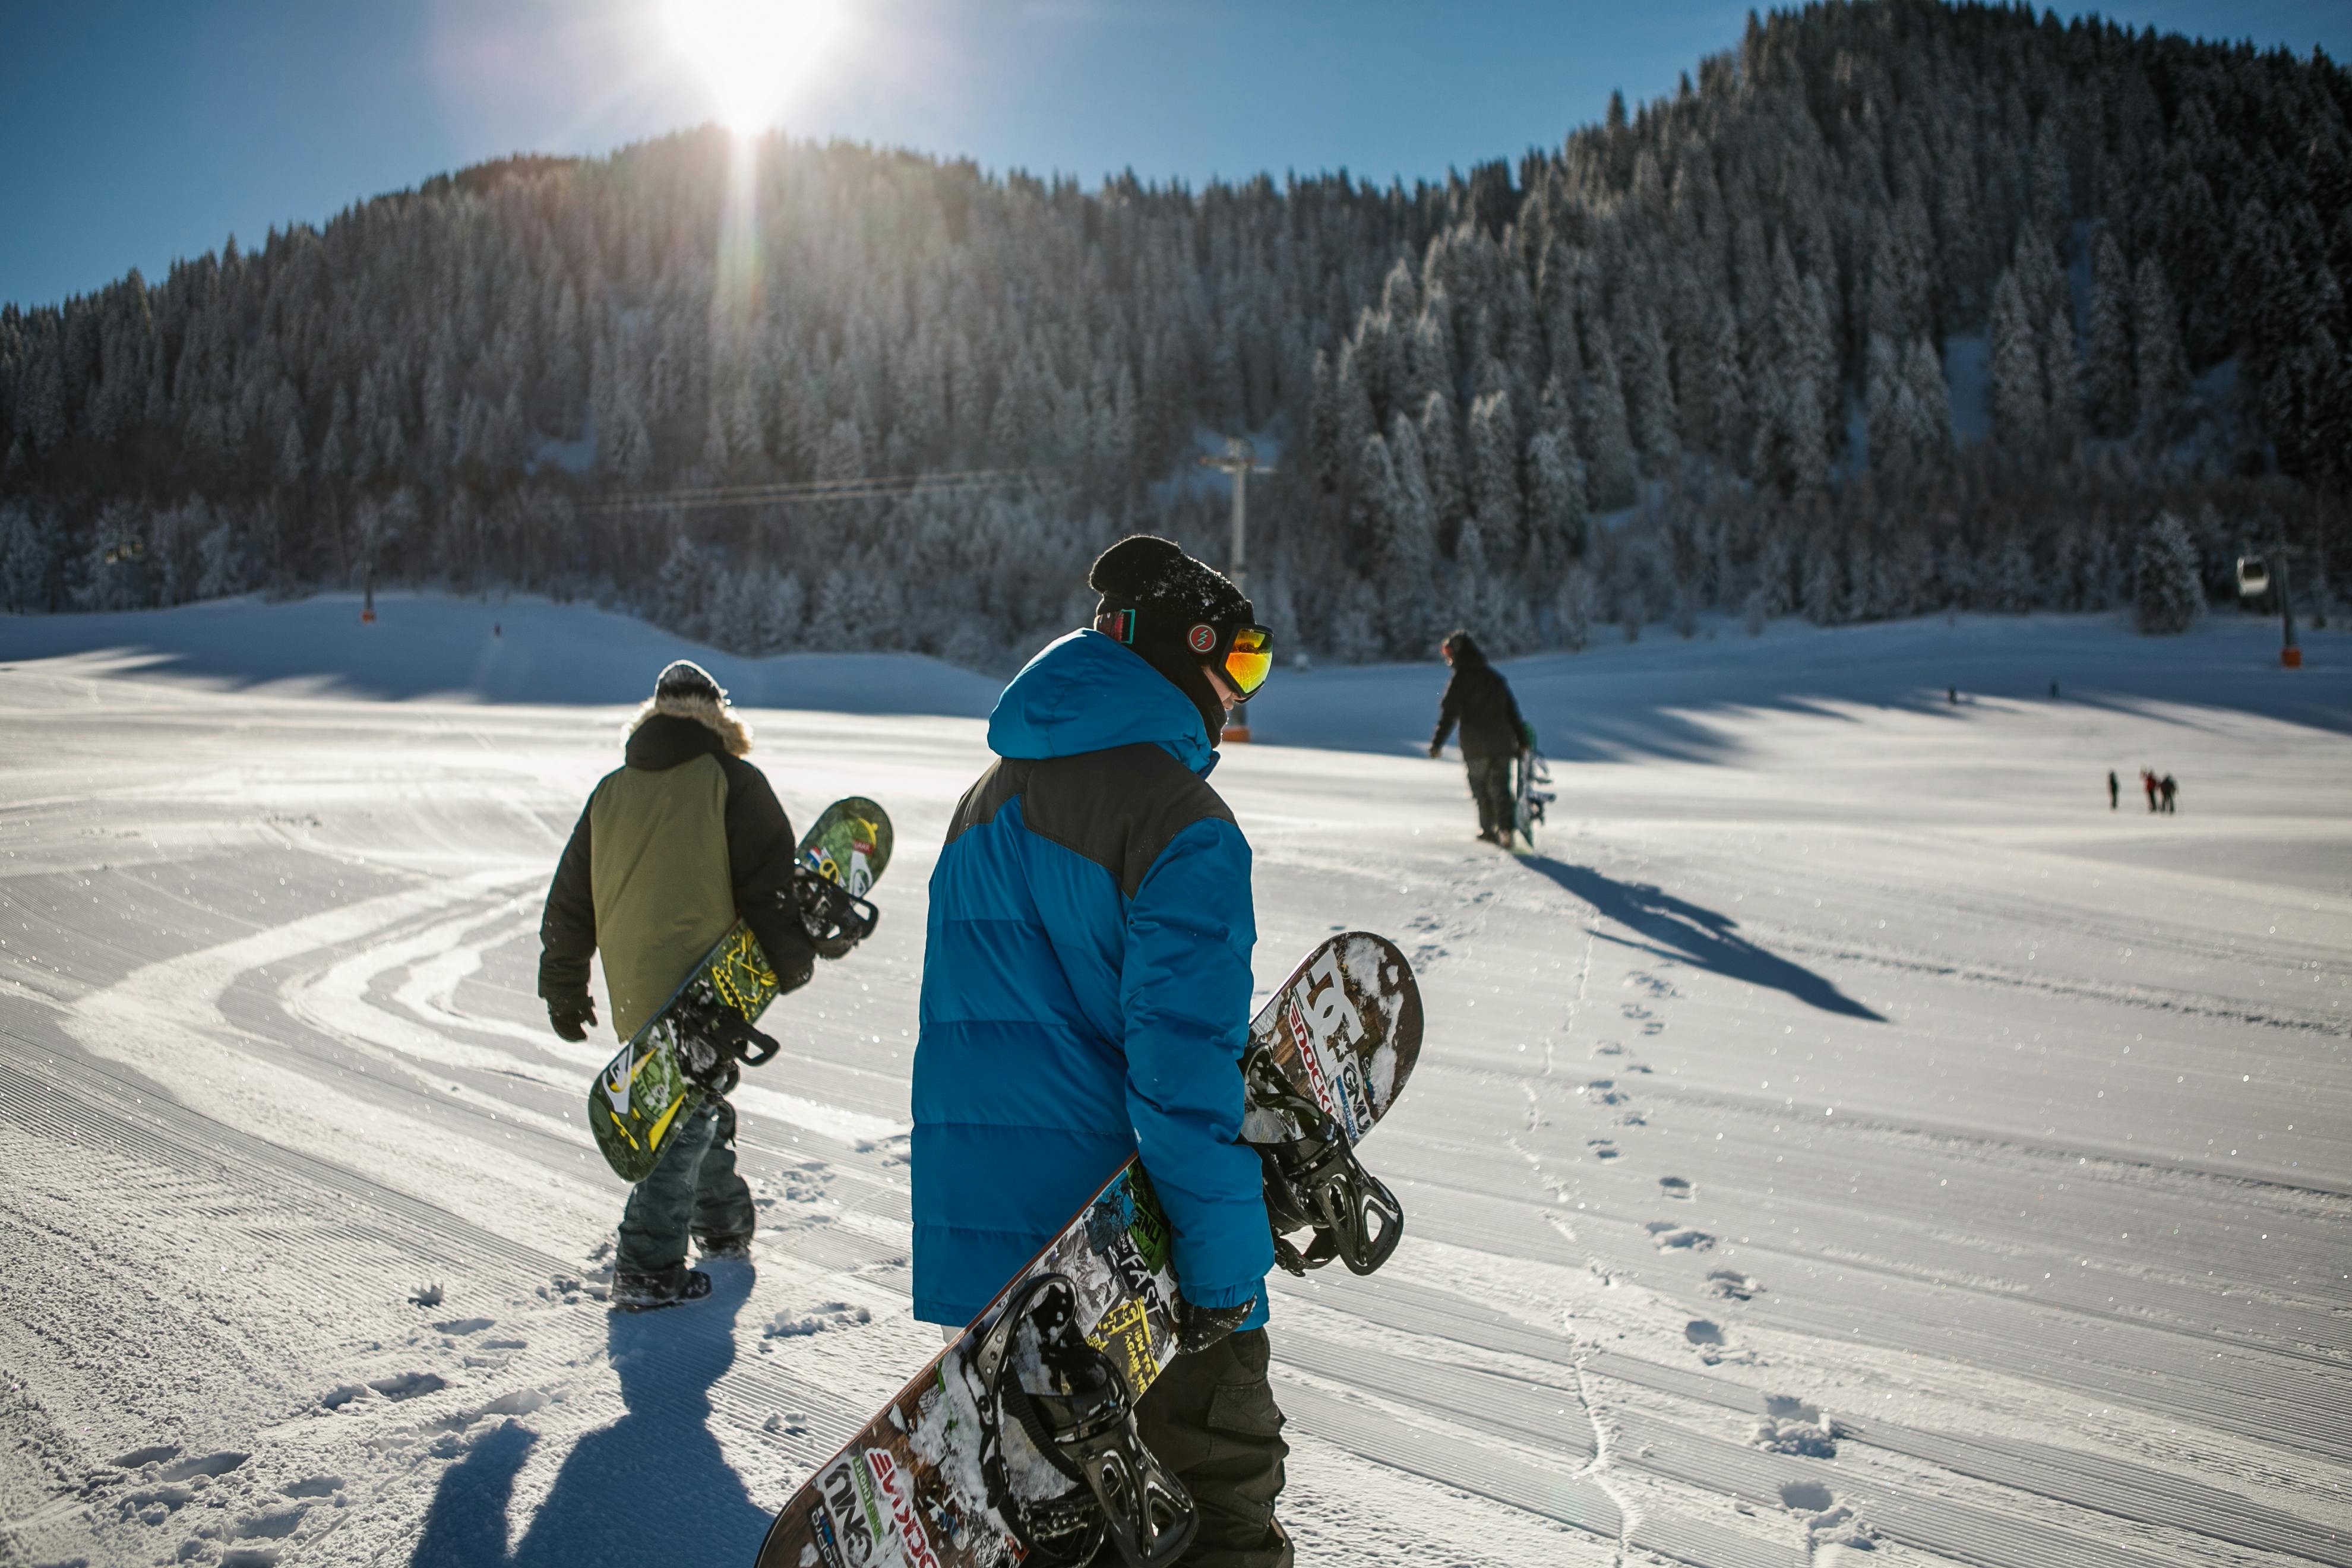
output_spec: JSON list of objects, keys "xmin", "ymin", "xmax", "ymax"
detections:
[
  {"xmin": 1512, "ymin": 748, "xmax": 1553, "ymax": 851},
  {"xmin": 588, "ymin": 796, "xmax": 893, "ymax": 1182},
  {"xmin": 752, "ymin": 931, "xmax": 1420, "ymax": 1568}
]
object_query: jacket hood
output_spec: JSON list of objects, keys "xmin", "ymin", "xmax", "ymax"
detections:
[
  {"xmin": 988, "ymin": 630, "xmax": 1216, "ymax": 772},
  {"xmin": 627, "ymin": 690, "xmax": 752, "ymax": 757},
  {"xmin": 624, "ymin": 711, "xmax": 729, "ymax": 770}
]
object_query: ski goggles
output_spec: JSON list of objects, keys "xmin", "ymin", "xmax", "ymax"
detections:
[{"xmin": 1179, "ymin": 621, "xmax": 1273, "ymax": 696}]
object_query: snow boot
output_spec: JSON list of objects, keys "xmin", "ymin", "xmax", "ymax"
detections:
[
  {"xmin": 697, "ymin": 1233, "xmax": 754, "ymax": 1261},
  {"xmin": 609, "ymin": 1265, "xmax": 713, "ymax": 1311}
]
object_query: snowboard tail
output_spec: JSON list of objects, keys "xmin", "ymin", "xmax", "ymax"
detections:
[
  {"xmin": 754, "ymin": 931, "xmax": 1421, "ymax": 1568},
  {"xmin": 587, "ymin": 796, "xmax": 893, "ymax": 1183}
]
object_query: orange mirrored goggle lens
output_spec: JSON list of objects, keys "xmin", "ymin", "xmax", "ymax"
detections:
[{"xmin": 1224, "ymin": 627, "xmax": 1273, "ymax": 695}]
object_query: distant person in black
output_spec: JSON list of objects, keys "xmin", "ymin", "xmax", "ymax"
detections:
[
  {"xmin": 2107, "ymin": 770, "xmax": 2118, "ymax": 810},
  {"xmin": 1427, "ymin": 630, "xmax": 1529, "ymax": 845},
  {"xmin": 2160, "ymin": 773, "xmax": 2178, "ymax": 814}
]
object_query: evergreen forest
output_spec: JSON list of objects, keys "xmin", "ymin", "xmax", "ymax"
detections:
[{"xmin": 2, "ymin": 0, "xmax": 2347, "ymax": 665}]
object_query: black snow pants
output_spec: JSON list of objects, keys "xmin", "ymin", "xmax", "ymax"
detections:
[
  {"xmin": 1465, "ymin": 754, "xmax": 1515, "ymax": 840},
  {"xmin": 1133, "ymin": 1329, "xmax": 1292, "ymax": 1568},
  {"xmin": 617, "ymin": 1097, "xmax": 756, "ymax": 1275}
]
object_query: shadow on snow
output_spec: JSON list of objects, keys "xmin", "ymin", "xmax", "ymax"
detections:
[
  {"xmin": 1519, "ymin": 855, "xmax": 1885, "ymax": 1022},
  {"xmin": 410, "ymin": 1263, "xmax": 770, "ymax": 1568}
]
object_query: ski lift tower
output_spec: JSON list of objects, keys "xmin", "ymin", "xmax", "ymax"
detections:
[
  {"xmin": 1197, "ymin": 435, "xmax": 1274, "ymax": 741},
  {"xmin": 2237, "ymin": 546, "xmax": 2299, "ymax": 668}
]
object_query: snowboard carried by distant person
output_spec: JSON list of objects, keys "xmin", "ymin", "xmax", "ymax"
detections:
[
  {"xmin": 587, "ymin": 794, "xmax": 890, "ymax": 1183},
  {"xmin": 1512, "ymin": 742, "xmax": 1553, "ymax": 851},
  {"xmin": 751, "ymin": 930, "xmax": 1421, "ymax": 1568}
]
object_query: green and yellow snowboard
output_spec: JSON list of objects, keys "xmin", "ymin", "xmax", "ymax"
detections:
[{"xmin": 588, "ymin": 796, "xmax": 892, "ymax": 1181}]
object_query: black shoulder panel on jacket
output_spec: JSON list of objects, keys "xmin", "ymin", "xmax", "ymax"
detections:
[
  {"xmin": 1019, "ymin": 742, "xmax": 1235, "ymax": 899},
  {"xmin": 944, "ymin": 757, "xmax": 1031, "ymax": 850}
]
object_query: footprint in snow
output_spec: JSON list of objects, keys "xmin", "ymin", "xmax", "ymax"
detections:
[
  {"xmin": 1705, "ymin": 1269, "xmax": 1763, "ymax": 1301},
  {"xmin": 1586, "ymin": 1139, "xmax": 1620, "ymax": 1161},
  {"xmin": 280, "ymin": 1477, "xmax": 342, "ymax": 1499},
  {"xmin": 1620, "ymin": 1004, "xmax": 1654, "ymax": 1021},
  {"xmin": 1580, "ymin": 1079, "xmax": 1627, "ymax": 1106},
  {"xmin": 1592, "ymin": 1041, "xmax": 1625, "ymax": 1057},
  {"xmin": 1658, "ymin": 1175, "xmax": 1693, "ymax": 1200},
  {"xmin": 1753, "ymin": 1396, "xmax": 1838, "ymax": 1457},
  {"xmin": 1625, "ymin": 972, "xmax": 1681, "ymax": 1000},
  {"xmin": 1645, "ymin": 1222, "xmax": 1715, "ymax": 1251},
  {"xmin": 366, "ymin": 1372, "xmax": 446, "ymax": 1402},
  {"xmin": 853, "ymin": 1133, "xmax": 911, "ymax": 1167},
  {"xmin": 1617, "ymin": 1110, "xmax": 1648, "ymax": 1127},
  {"xmin": 1779, "ymin": 1481, "xmax": 1876, "ymax": 1549},
  {"xmin": 764, "ymin": 1303, "xmax": 873, "ymax": 1339},
  {"xmin": 432, "ymin": 1318, "xmax": 494, "ymax": 1336}
]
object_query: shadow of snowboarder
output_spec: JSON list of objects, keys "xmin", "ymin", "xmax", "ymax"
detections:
[
  {"xmin": 1519, "ymin": 856, "xmax": 1884, "ymax": 1022},
  {"xmin": 410, "ymin": 1261, "xmax": 769, "ymax": 1568}
]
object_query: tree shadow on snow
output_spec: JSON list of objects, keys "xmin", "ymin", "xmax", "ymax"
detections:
[
  {"xmin": 1519, "ymin": 856, "xmax": 1884, "ymax": 1022},
  {"xmin": 410, "ymin": 1263, "xmax": 770, "ymax": 1568}
]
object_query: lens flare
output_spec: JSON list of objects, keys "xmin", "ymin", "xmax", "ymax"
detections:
[{"xmin": 667, "ymin": 0, "xmax": 837, "ymax": 134}]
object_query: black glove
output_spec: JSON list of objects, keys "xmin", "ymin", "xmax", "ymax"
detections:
[
  {"xmin": 547, "ymin": 992, "xmax": 596, "ymax": 1042},
  {"xmin": 1427, "ymin": 742, "xmax": 1442, "ymax": 758},
  {"xmin": 1174, "ymin": 1293, "xmax": 1256, "ymax": 1355}
]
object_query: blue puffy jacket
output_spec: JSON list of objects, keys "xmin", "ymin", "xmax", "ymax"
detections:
[{"xmin": 913, "ymin": 630, "xmax": 1272, "ymax": 1330}]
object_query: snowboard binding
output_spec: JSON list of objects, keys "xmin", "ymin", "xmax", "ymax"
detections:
[
  {"xmin": 972, "ymin": 1273, "xmax": 1196, "ymax": 1568},
  {"xmin": 1244, "ymin": 1047, "xmax": 1405, "ymax": 1277},
  {"xmin": 670, "ymin": 1000, "xmax": 779, "ymax": 1091},
  {"xmin": 790, "ymin": 863, "xmax": 879, "ymax": 957}
]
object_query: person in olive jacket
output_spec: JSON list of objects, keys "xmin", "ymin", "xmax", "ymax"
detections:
[
  {"xmin": 540, "ymin": 659, "xmax": 820, "ymax": 1311},
  {"xmin": 1427, "ymin": 629, "xmax": 1531, "ymax": 845}
]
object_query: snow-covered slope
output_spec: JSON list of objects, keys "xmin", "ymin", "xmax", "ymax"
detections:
[
  {"xmin": 0, "ymin": 592, "xmax": 1003, "ymax": 713},
  {"xmin": 1, "ymin": 603, "xmax": 2347, "ymax": 1568}
]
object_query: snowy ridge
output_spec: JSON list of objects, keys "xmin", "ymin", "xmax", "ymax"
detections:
[{"xmin": 2, "ymin": 608, "xmax": 2349, "ymax": 1567}]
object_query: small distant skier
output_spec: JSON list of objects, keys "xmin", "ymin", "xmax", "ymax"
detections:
[
  {"xmin": 2142, "ymin": 769, "xmax": 2160, "ymax": 812},
  {"xmin": 1948, "ymin": 685, "xmax": 1958, "ymax": 705},
  {"xmin": 2160, "ymin": 773, "xmax": 2178, "ymax": 814},
  {"xmin": 2107, "ymin": 770, "xmax": 2119, "ymax": 810},
  {"xmin": 916, "ymin": 536, "xmax": 1290, "ymax": 1565},
  {"xmin": 1428, "ymin": 630, "xmax": 1532, "ymax": 846},
  {"xmin": 538, "ymin": 660, "xmax": 830, "ymax": 1311}
]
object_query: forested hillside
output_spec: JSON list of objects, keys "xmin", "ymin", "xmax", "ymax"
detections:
[{"xmin": 2, "ymin": 0, "xmax": 2346, "ymax": 664}]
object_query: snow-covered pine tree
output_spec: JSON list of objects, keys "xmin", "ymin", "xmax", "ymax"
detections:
[
  {"xmin": 1554, "ymin": 563, "xmax": 1596, "ymax": 651},
  {"xmin": 1989, "ymin": 270, "xmax": 2047, "ymax": 455},
  {"xmin": 1466, "ymin": 389, "xmax": 1522, "ymax": 562},
  {"xmin": 1579, "ymin": 318, "xmax": 1637, "ymax": 509},
  {"xmin": 2133, "ymin": 510, "xmax": 2203, "ymax": 634},
  {"xmin": 2133, "ymin": 258, "xmax": 2189, "ymax": 434},
  {"xmin": 1417, "ymin": 389, "xmax": 1468, "ymax": 535},
  {"xmin": 2084, "ymin": 231, "xmax": 2136, "ymax": 437}
]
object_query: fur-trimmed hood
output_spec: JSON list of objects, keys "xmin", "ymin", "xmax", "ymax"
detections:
[{"xmin": 627, "ymin": 691, "xmax": 753, "ymax": 757}]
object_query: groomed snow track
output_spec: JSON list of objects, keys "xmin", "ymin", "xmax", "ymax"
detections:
[{"xmin": 3, "ymin": 612, "xmax": 2349, "ymax": 1568}]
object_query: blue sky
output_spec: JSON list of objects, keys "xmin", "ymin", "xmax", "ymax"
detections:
[{"xmin": 4, "ymin": 0, "xmax": 2345, "ymax": 309}]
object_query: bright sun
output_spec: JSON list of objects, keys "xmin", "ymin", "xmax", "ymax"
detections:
[{"xmin": 668, "ymin": 0, "xmax": 838, "ymax": 134}]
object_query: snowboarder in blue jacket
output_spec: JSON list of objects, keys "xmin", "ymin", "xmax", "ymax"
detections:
[{"xmin": 916, "ymin": 535, "xmax": 1290, "ymax": 1567}]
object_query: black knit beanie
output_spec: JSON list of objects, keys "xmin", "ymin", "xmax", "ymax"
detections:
[
  {"xmin": 1088, "ymin": 535, "xmax": 1253, "ymax": 740},
  {"xmin": 655, "ymin": 659, "xmax": 725, "ymax": 703}
]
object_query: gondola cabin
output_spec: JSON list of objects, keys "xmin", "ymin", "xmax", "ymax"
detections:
[{"xmin": 2236, "ymin": 555, "xmax": 2270, "ymax": 598}]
